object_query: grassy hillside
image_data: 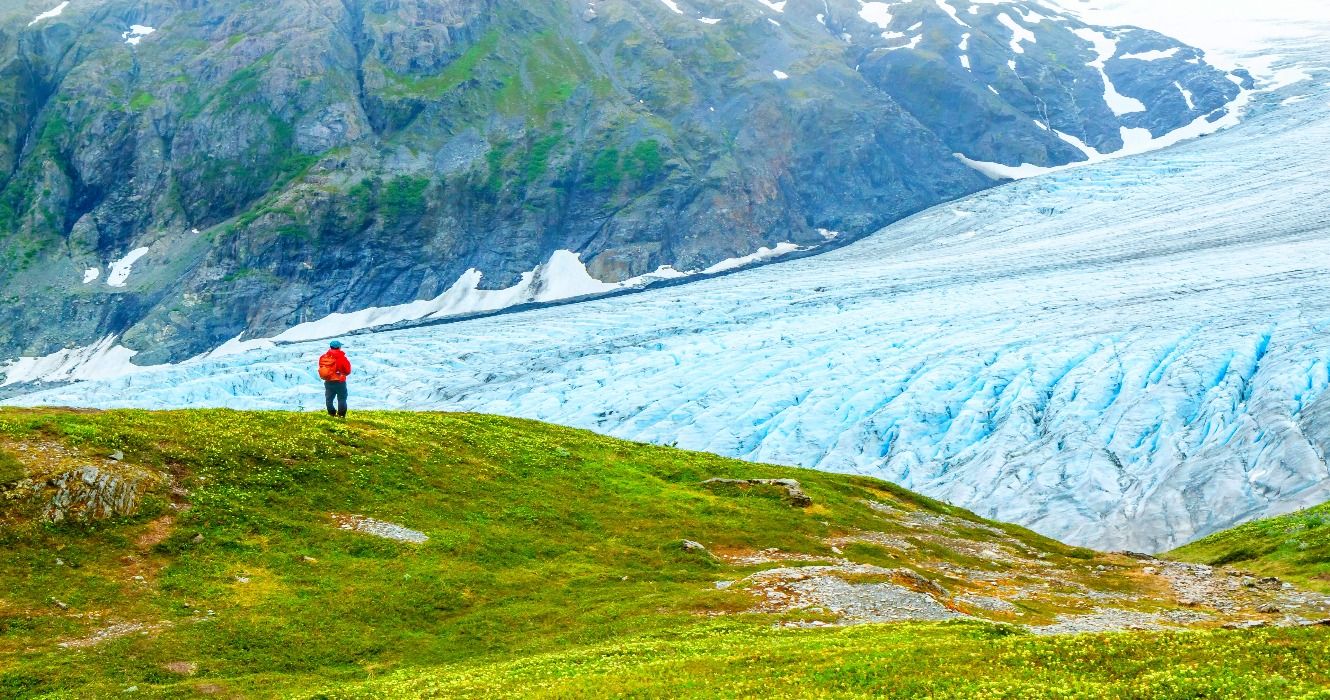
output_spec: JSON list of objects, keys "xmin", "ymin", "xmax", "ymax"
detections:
[
  {"xmin": 0, "ymin": 409, "xmax": 1326, "ymax": 699},
  {"xmin": 1170, "ymin": 502, "xmax": 1330, "ymax": 593}
]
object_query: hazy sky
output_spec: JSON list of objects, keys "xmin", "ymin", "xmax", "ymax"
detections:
[{"xmin": 1051, "ymin": 0, "xmax": 1329, "ymax": 63}]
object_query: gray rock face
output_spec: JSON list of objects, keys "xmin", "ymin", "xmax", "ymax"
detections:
[
  {"xmin": 39, "ymin": 465, "xmax": 156, "ymax": 522},
  {"xmin": 0, "ymin": 0, "xmax": 1241, "ymax": 367}
]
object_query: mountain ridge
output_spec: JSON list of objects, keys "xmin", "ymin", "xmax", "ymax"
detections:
[{"xmin": 1, "ymin": 0, "xmax": 1245, "ymax": 369}]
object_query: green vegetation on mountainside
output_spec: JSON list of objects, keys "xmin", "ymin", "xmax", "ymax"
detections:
[
  {"xmin": 0, "ymin": 409, "xmax": 1325, "ymax": 699},
  {"xmin": 1170, "ymin": 502, "xmax": 1330, "ymax": 593}
]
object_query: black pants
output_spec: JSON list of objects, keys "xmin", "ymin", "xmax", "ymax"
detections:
[{"xmin": 324, "ymin": 381, "xmax": 348, "ymax": 417}]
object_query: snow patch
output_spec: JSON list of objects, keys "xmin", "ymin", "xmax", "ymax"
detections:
[
  {"xmin": 773, "ymin": 69, "xmax": 789, "ymax": 80},
  {"xmin": 1015, "ymin": 8, "xmax": 1046, "ymax": 24},
  {"xmin": 882, "ymin": 35, "xmax": 921, "ymax": 51},
  {"xmin": 934, "ymin": 0, "xmax": 970, "ymax": 27},
  {"xmin": 82, "ymin": 268, "xmax": 100, "ymax": 284},
  {"xmin": 1120, "ymin": 47, "xmax": 1180, "ymax": 61},
  {"xmin": 1, "ymin": 337, "xmax": 144, "ymax": 387},
  {"xmin": 954, "ymin": 77, "xmax": 1253, "ymax": 180},
  {"xmin": 857, "ymin": 2, "xmax": 894, "ymax": 29},
  {"xmin": 1176, "ymin": 81, "xmax": 1195, "ymax": 110},
  {"xmin": 996, "ymin": 13, "xmax": 1035, "ymax": 54},
  {"xmin": 1073, "ymin": 28, "xmax": 1146, "ymax": 116},
  {"xmin": 122, "ymin": 25, "xmax": 155, "ymax": 45},
  {"xmin": 702, "ymin": 243, "xmax": 801, "ymax": 275},
  {"xmin": 105, "ymin": 248, "xmax": 149, "ymax": 288},
  {"xmin": 699, "ymin": 16, "xmax": 721, "ymax": 24},
  {"xmin": 1261, "ymin": 66, "xmax": 1312, "ymax": 92},
  {"xmin": 28, "ymin": 1, "xmax": 69, "ymax": 26},
  {"xmin": 756, "ymin": 0, "xmax": 787, "ymax": 12},
  {"xmin": 108, "ymin": 244, "xmax": 807, "ymax": 361}
]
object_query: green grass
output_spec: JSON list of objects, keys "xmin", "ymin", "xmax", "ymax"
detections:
[
  {"xmin": 1169, "ymin": 502, "xmax": 1330, "ymax": 593},
  {"xmin": 379, "ymin": 176, "xmax": 431, "ymax": 220},
  {"xmin": 0, "ymin": 449, "xmax": 22, "ymax": 486},
  {"xmin": 382, "ymin": 30, "xmax": 501, "ymax": 99},
  {"xmin": 320, "ymin": 622, "xmax": 1330, "ymax": 699},
  {"xmin": 0, "ymin": 409, "xmax": 1325, "ymax": 699},
  {"xmin": 129, "ymin": 92, "xmax": 157, "ymax": 112}
]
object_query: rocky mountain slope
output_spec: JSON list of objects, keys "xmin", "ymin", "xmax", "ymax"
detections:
[
  {"xmin": 0, "ymin": 0, "xmax": 1244, "ymax": 368},
  {"xmin": 1, "ymin": 409, "xmax": 1326, "ymax": 698},
  {"xmin": 1172, "ymin": 499, "xmax": 1330, "ymax": 593}
]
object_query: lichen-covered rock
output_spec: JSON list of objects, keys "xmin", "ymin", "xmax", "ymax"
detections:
[{"xmin": 42, "ymin": 466, "xmax": 156, "ymax": 523}]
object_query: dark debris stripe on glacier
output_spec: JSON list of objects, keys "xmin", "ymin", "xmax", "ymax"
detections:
[{"xmin": 11, "ymin": 67, "xmax": 1330, "ymax": 554}]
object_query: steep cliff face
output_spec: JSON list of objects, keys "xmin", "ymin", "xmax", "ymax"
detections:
[{"xmin": 0, "ymin": 0, "xmax": 1243, "ymax": 368}]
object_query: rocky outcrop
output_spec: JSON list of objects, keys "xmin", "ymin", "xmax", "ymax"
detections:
[
  {"xmin": 0, "ymin": 0, "xmax": 1244, "ymax": 369},
  {"xmin": 41, "ymin": 465, "xmax": 157, "ymax": 522},
  {"xmin": 702, "ymin": 478, "xmax": 812, "ymax": 507}
]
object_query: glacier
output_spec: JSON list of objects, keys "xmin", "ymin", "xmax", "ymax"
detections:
[{"xmin": 8, "ymin": 54, "xmax": 1330, "ymax": 553}]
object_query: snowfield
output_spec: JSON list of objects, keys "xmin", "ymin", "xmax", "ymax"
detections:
[{"xmin": 8, "ymin": 56, "xmax": 1330, "ymax": 553}]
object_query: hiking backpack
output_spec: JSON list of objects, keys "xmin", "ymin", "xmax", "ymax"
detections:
[{"xmin": 318, "ymin": 353, "xmax": 343, "ymax": 381}]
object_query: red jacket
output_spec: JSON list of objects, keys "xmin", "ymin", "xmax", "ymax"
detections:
[{"xmin": 319, "ymin": 349, "xmax": 352, "ymax": 382}]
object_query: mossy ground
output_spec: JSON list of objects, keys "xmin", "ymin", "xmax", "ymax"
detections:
[{"xmin": 0, "ymin": 409, "xmax": 1324, "ymax": 699}]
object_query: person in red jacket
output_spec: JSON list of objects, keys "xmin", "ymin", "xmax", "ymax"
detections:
[{"xmin": 318, "ymin": 340, "xmax": 353, "ymax": 418}]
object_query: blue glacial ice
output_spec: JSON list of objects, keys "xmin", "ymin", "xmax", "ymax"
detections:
[{"xmin": 9, "ymin": 60, "xmax": 1330, "ymax": 553}]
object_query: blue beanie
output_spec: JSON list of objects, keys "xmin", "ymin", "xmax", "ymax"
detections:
[{"xmin": 329, "ymin": 340, "xmax": 343, "ymax": 349}]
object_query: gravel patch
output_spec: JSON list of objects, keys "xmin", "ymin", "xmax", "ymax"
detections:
[
  {"xmin": 747, "ymin": 564, "xmax": 965, "ymax": 625},
  {"xmin": 332, "ymin": 514, "xmax": 428, "ymax": 544}
]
